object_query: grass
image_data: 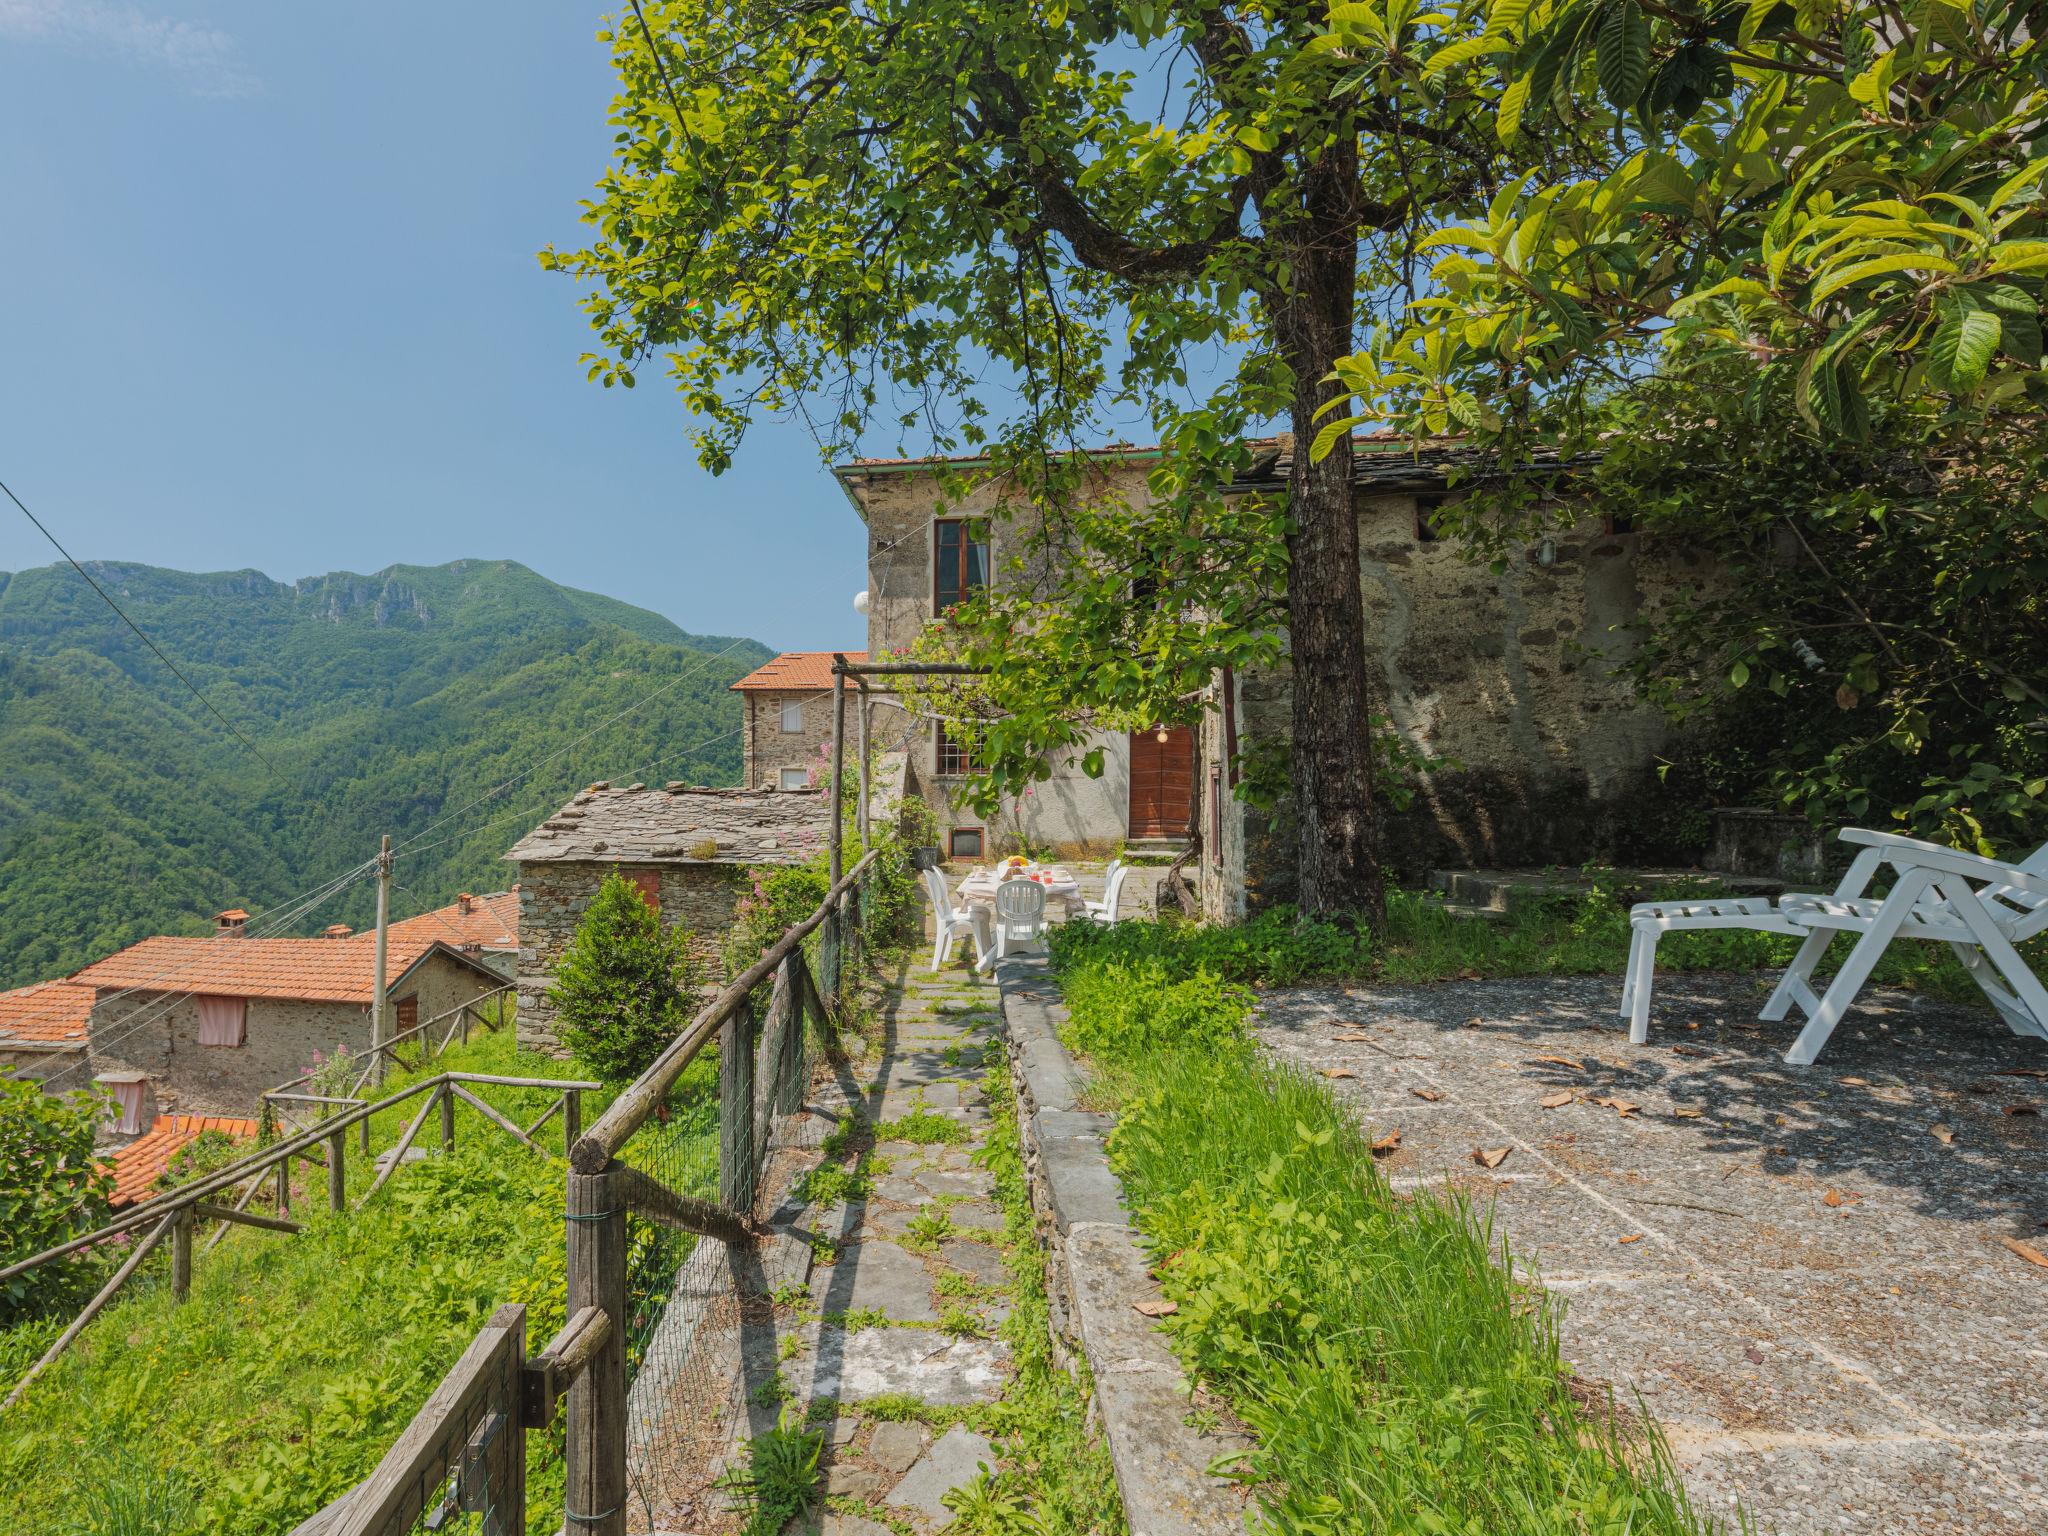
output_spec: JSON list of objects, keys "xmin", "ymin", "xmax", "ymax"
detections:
[
  {"xmin": 1049, "ymin": 926, "xmax": 1738, "ymax": 1536},
  {"xmin": 0, "ymin": 1025, "xmax": 719, "ymax": 1536}
]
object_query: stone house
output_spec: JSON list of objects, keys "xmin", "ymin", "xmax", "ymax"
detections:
[
  {"xmin": 68, "ymin": 912, "xmax": 505, "ymax": 1118},
  {"xmin": 836, "ymin": 433, "xmax": 1713, "ymax": 905},
  {"xmin": 505, "ymin": 782, "xmax": 832, "ymax": 1054},
  {"xmin": 730, "ymin": 650, "xmax": 868, "ymax": 792},
  {"xmin": 836, "ymin": 450, "xmax": 1192, "ymax": 862},
  {"xmin": 385, "ymin": 889, "xmax": 522, "ymax": 980},
  {"xmin": 0, "ymin": 979, "xmax": 95, "ymax": 1084}
]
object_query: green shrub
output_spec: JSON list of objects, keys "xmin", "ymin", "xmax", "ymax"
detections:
[
  {"xmin": 0, "ymin": 1070, "xmax": 112, "ymax": 1328},
  {"xmin": 1052, "ymin": 904, "xmax": 1371, "ymax": 988},
  {"xmin": 156, "ymin": 1130, "xmax": 241, "ymax": 1194},
  {"xmin": 547, "ymin": 872, "xmax": 698, "ymax": 1085},
  {"xmin": 1057, "ymin": 955, "xmax": 1250, "ymax": 1062}
]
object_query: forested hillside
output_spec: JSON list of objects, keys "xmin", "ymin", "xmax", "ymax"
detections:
[{"xmin": 0, "ymin": 560, "xmax": 771, "ymax": 987}]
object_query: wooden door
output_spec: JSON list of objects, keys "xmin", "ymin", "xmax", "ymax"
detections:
[{"xmin": 1127, "ymin": 728, "xmax": 1194, "ymax": 839}]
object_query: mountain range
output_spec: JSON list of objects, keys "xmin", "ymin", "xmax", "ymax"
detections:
[{"xmin": 0, "ymin": 558, "xmax": 772, "ymax": 988}]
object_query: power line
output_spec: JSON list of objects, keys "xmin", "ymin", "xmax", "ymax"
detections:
[{"xmin": 2, "ymin": 474, "xmax": 278, "ymax": 772}]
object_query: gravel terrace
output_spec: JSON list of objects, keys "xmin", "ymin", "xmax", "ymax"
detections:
[{"xmin": 1255, "ymin": 971, "xmax": 2048, "ymax": 1536}]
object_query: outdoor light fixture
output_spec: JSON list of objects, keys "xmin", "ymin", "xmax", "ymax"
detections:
[
  {"xmin": 1534, "ymin": 537, "xmax": 1557, "ymax": 567},
  {"xmin": 1155, "ymin": 727, "xmax": 1170, "ymax": 743},
  {"xmin": 853, "ymin": 589, "xmax": 870, "ymax": 614}
]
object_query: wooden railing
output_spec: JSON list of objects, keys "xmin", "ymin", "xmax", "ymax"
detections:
[
  {"xmin": 265, "ymin": 984, "xmax": 514, "ymax": 1118},
  {"xmin": 0, "ymin": 1069, "xmax": 594, "ymax": 1413},
  {"xmin": 288, "ymin": 847, "xmax": 884, "ymax": 1536}
]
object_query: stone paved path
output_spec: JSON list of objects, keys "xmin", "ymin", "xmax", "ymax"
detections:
[
  {"xmin": 1257, "ymin": 971, "xmax": 2048, "ymax": 1536},
  {"xmin": 721, "ymin": 954, "xmax": 1023, "ymax": 1535}
]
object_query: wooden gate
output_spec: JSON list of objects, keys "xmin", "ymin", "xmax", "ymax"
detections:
[{"xmin": 1127, "ymin": 727, "xmax": 1193, "ymax": 840}]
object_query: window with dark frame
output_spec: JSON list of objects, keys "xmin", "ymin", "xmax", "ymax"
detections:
[
  {"xmin": 1603, "ymin": 513, "xmax": 1636, "ymax": 536},
  {"xmin": 933, "ymin": 519, "xmax": 990, "ymax": 611},
  {"xmin": 936, "ymin": 723, "xmax": 982, "ymax": 776},
  {"xmin": 396, "ymin": 996, "xmax": 419, "ymax": 1036},
  {"xmin": 949, "ymin": 827, "xmax": 985, "ymax": 860}
]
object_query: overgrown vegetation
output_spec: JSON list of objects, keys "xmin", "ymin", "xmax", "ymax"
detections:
[
  {"xmin": 1048, "ymin": 925, "xmax": 1727, "ymax": 1534},
  {"xmin": 0, "ymin": 1029, "xmax": 668, "ymax": 1536},
  {"xmin": 548, "ymin": 870, "xmax": 699, "ymax": 1084},
  {"xmin": 0, "ymin": 1070, "xmax": 111, "ymax": 1328}
]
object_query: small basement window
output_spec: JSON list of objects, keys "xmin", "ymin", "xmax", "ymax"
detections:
[
  {"xmin": 196, "ymin": 995, "xmax": 247, "ymax": 1048},
  {"xmin": 779, "ymin": 768, "xmax": 809, "ymax": 791},
  {"xmin": 1414, "ymin": 495, "xmax": 1445, "ymax": 543},
  {"xmin": 1603, "ymin": 513, "xmax": 1636, "ymax": 535},
  {"xmin": 779, "ymin": 699, "xmax": 804, "ymax": 733},
  {"xmin": 949, "ymin": 827, "xmax": 985, "ymax": 860}
]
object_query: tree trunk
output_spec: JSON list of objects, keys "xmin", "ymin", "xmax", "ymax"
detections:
[{"xmin": 1273, "ymin": 138, "xmax": 1387, "ymax": 930}]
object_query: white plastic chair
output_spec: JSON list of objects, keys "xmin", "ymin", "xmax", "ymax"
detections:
[
  {"xmin": 1085, "ymin": 860, "xmax": 1131, "ymax": 926},
  {"xmin": 924, "ymin": 867, "xmax": 978, "ymax": 973},
  {"xmin": 1765, "ymin": 830, "xmax": 2048, "ymax": 1064},
  {"xmin": 992, "ymin": 878, "xmax": 1048, "ymax": 961},
  {"xmin": 1621, "ymin": 828, "xmax": 2048, "ymax": 1062}
]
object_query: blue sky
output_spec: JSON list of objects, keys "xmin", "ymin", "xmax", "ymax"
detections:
[{"xmin": 0, "ymin": 1, "xmax": 873, "ymax": 650}]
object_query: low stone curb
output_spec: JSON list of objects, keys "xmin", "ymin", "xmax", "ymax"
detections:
[{"xmin": 994, "ymin": 960, "xmax": 1249, "ymax": 1536}]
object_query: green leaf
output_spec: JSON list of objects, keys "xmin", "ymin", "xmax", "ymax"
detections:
[
  {"xmin": 1597, "ymin": 0, "xmax": 1650, "ymax": 111},
  {"xmin": 1928, "ymin": 304, "xmax": 2001, "ymax": 391},
  {"xmin": 1808, "ymin": 252, "xmax": 1956, "ymax": 303},
  {"xmin": 1496, "ymin": 75, "xmax": 1530, "ymax": 143},
  {"xmin": 1729, "ymin": 660, "xmax": 1750, "ymax": 688}
]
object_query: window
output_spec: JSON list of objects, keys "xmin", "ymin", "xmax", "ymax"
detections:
[
  {"xmin": 106, "ymin": 1078, "xmax": 147, "ymax": 1134},
  {"xmin": 949, "ymin": 827, "xmax": 985, "ymax": 860},
  {"xmin": 395, "ymin": 996, "xmax": 419, "ymax": 1037},
  {"xmin": 1603, "ymin": 513, "xmax": 1636, "ymax": 536},
  {"xmin": 779, "ymin": 699, "xmax": 804, "ymax": 733},
  {"xmin": 196, "ymin": 995, "xmax": 247, "ymax": 1048},
  {"xmin": 1414, "ymin": 496, "xmax": 1445, "ymax": 543},
  {"xmin": 936, "ymin": 723, "xmax": 982, "ymax": 776},
  {"xmin": 933, "ymin": 519, "xmax": 989, "ymax": 611},
  {"xmin": 780, "ymin": 768, "xmax": 810, "ymax": 791},
  {"xmin": 625, "ymin": 868, "xmax": 661, "ymax": 910}
]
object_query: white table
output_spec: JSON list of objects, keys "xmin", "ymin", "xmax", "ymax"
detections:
[{"xmin": 953, "ymin": 864, "xmax": 1087, "ymax": 919}]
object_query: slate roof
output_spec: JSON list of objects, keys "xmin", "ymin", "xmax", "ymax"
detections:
[
  {"xmin": 106, "ymin": 1114, "xmax": 260, "ymax": 1207},
  {"xmin": 730, "ymin": 651, "xmax": 868, "ymax": 692},
  {"xmin": 69, "ymin": 932, "xmax": 488, "ymax": 1005},
  {"xmin": 0, "ymin": 980, "xmax": 96, "ymax": 1048},
  {"xmin": 505, "ymin": 783, "xmax": 831, "ymax": 867},
  {"xmin": 833, "ymin": 431, "xmax": 1597, "ymax": 494},
  {"xmin": 386, "ymin": 891, "xmax": 519, "ymax": 954}
]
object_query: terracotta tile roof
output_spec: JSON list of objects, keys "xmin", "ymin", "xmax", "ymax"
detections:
[
  {"xmin": 0, "ymin": 980, "xmax": 96, "ymax": 1048},
  {"xmin": 69, "ymin": 931, "xmax": 459, "ymax": 1005},
  {"xmin": 386, "ymin": 891, "xmax": 519, "ymax": 953},
  {"xmin": 106, "ymin": 1114, "xmax": 260, "ymax": 1207},
  {"xmin": 730, "ymin": 651, "xmax": 869, "ymax": 692},
  {"xmin": 506, "ymin": 783, "xmax": 831, "ymax": 867}
]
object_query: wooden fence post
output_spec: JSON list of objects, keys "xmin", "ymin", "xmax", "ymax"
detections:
[
  {"xmin": 563, "ymin": 1088, "xmax": 582, "ymax": 1156},
  {"xmin": 777, "ymin": 952, "xmax": 806, "ymax": 1118},
  {"xmin": 171, "ymin": 1208, "xmax": 192, "ymax": 1303},
  {"xmin": 564, "ymin": 1165, "xmax": 627, "ymax": 1536},
  {"xmin": 440, "ymin": 1087, "xmax": 456, "ymax": 1151},
  {"xmin": 719, "ymin": 998, "xmax": 757, "ymax": 1213},
  {"xmin": 274, "ymin": 1158, "xmax": 289, "ymax": 1216},
  {"xmin": 328, "ymin": 1128, "xmax": 346, "ymax": 1212}
]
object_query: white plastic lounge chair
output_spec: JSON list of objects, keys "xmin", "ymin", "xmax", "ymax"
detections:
[
  {"xmin": 924, "ymin": 868, "xmax": 978, "ymax": 973},
  {"xmin": 1085, "ymin": 860, "xmax": 1131, "ymax": 926},
  {"xmin": 992, "ymin": 877, "xmax": 1048, "ymax": 961},
  {"xmin": 1622, "ymin": 828, "xmax": 2048, "ymax": 1063},
  {"xmin": 1765, "ymin": 830, "xmax": 2048, "ymax": 1064}
]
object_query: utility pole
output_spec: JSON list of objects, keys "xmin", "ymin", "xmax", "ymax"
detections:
[{"xmin": 371, "ymin": 834, "xmax": 391, "ymax": 1086}]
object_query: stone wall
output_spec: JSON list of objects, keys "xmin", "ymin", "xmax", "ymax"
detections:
[
  {"xmin": 515, "ymin": 859, "xmax": 751, "ymax": 1054},
  {"xmin": 743, "ymin": 691, "xmax": 831, "ymax": 791},
  {"xmin": 82, "ymin": 954, "xmax": 500, "ymax": 1117}
]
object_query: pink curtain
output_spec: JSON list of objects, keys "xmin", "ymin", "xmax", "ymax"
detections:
[
  {"xmin": 112, "ymin": 1080, "xmax": 145, "ymax": 1134},
  {"xmin": 196, "ymin": 994, "xmax": 246, "ymax": 1048}
]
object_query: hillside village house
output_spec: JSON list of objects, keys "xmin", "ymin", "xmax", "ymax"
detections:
[
  {"xmin": 385, "ymin": 889, "xmax": 521, "ymax": 979},
  {"xmin": 834, "ymin": 433, "xmax": 1710, "ymax": 906},
  {"xmin": 507, "ymin": 782, "xmax": 833, "ymax": 1054},
  {"xmin": 0, "ymin": 979, "xmax": 96, "ymax": 1083},
  {"xmin": 67, "ymin": 909, "xmax": 504, "ymax": 1119},
  {"xmin": 730, "ymin": 651, "xmax": 867, "ymax": 791},
  {"xmin": 836, "ymin": 449, "xmax": 1195, "ymax": 862}
]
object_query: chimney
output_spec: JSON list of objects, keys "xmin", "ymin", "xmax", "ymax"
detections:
[
  {"xmin": 323, "ymin": 924, "xmax": 353, "ymax": 940},
  {"xmin": 215, "ymin": 908, "xmax": 249, "ymax": 937},
  {"xmin": 457, "ymin": 893, "xmax": 475, "ymax": 913}
]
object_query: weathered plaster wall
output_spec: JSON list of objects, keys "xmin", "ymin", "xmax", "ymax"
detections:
[
  {"xmin": 0, "ymin": 1047, "xmax": 84, "ymax": 1086},
  {"xmin": 514, "ymin": 860, "xmax": 750, "ymax": 1054},
  {"xmin": 743, "ymin": 691, "xmax": 831, "ymax": 790},
  {"xmin": 82, "ymin": 955, "xmax": 498, "ymax": 1117}
]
